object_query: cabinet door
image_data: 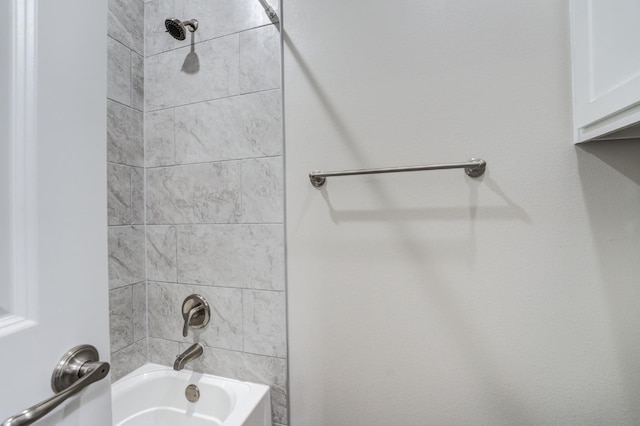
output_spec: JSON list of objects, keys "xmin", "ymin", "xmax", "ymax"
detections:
[{"xmin": 571, "ymin": 0, "xmax": 640, "ymax": 142}]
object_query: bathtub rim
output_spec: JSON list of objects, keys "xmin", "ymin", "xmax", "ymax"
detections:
[{"xmin": 111, "ymin": 362, "xmax": 271, "ymax": 426}]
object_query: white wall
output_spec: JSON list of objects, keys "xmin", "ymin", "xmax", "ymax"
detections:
[{"xmin": 284, "ymin": 1, "xmax": 640, "ymax": 425}]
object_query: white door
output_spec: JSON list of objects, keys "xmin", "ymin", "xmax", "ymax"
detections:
[{"xmin": 0, "ymin": 0, "xmax": 111, "ymax": 424}]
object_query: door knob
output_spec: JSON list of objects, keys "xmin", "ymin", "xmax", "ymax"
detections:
[{"xmin": 1, "ymin": 345, "xmax": 109, "ymax": 426}]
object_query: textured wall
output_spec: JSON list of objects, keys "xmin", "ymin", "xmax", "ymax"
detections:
[
  {"xmin": 106, "ymin": 0, "xmax": 147, "ymax": 381},
  {"xmin": 285, "ymin": 1, "xmax": 640, "ymax": 425},
  {"xmin": 143, "ymin": 1, "xmax": 287, "ymax": 424}
]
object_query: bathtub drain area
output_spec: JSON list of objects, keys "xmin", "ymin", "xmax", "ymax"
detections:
[{"xmin": 186, "ymin": 384, "xmax": 200, "ymax": 403}]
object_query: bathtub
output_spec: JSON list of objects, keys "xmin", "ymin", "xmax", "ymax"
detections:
[{"xmin": 112, "ymin": 363, "xmax": 271, "ymax": 426}]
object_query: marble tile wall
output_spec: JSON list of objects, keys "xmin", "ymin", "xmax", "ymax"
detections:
[
  {"xmin": 107, "ymin": 0, "xmax": 147, "ymax": 382},
  {"xmin": 144, "ymin": 1, "xmax": 286, "ymax": 423}
]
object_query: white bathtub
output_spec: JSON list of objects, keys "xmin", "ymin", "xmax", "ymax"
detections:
[{"xmin": 112, "ymin": 363, "xmax": 271, "ymax": 426}]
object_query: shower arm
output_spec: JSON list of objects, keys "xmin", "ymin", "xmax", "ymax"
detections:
[
  {"xmin": 182, "ymin": 19, "xmax": 198, "ymax": 32},
  {"xmin": 257, "ymin": 0, "xmax": 279, "ymax": 23}
]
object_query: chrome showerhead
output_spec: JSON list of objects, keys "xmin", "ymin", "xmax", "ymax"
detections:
[{"xmin": 165, "ymin": 18, "xmax": 198, "ymax": 41}]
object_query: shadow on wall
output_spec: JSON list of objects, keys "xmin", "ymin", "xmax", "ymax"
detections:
[
  {"xmin": 316, "ymin": 173, "xmax": 530, "ymax": 224},
  {"xmin": 286, "ymin": 29, "xmax": 530, "ymax": 225},
  {"xmin": 182, "ymin": 32, "xmax": 199, "ymax": 74},
  {"xmin": 576, "ymin": 139, "xmax": 640, "ymax": 423}
]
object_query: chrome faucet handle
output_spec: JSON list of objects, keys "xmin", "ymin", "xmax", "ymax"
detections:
[
  {"xmin": 182, "ymin": 304, "xmax": 204, "ymax": 337},
  {"xmin": 181, "ymin": 294, "xmax": 210, "ymax": 337}
]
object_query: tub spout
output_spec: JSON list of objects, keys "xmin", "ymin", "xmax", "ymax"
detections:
[{"xmin": 174, "ymin": 343, "xmax": 204, "ymax": 371}]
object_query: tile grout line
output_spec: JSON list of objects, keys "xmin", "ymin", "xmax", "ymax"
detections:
[
  {"xmin": 108, "ymin": 33, "xmax": 143, "ymax": 58},
  {"xmin": 147, "ymin": 279, "xmax": 286, "ymax": 293},
  {"xmin": 109, "ymin": 280, "xmax": 146, "ymax": 292},
  {"xmin": 142, "ymin": 3, "xmax": 150, "ymax": 363},
  {"xmin": 143, "ymin": 148, "xmax": 150, "ymax": 364},
  {"xmin": 144, "ymin": 222, "xmax": 285, "ymax": 226},
  {"xmin": 145, "ymin": 87, "xmax": 281, "ymax": 114},
  {"xmin": 241, "ymin": 287, "xmax": 245, "ymax": 353},
  {"xmin": 145, "ymin": 153, "xmax": 284, "ymax": 170},
  {"xmin": 108, "ymin": 97, "xmax": 144, "ymax": 114},
  {"xmin": 145, "ymin": 23, "xmax": 275, "ymax": 59},
  {"xmin": 239, "ymin": 160, "xmax": 245, "ymax": 237},
  {"xmin": 172, "ymin": 107, "xmax": 177, "ymax": 170},
  {"xmin": 107, "ymin": 161, "xmax": 144, "ymax": 170},
  {"xmin": 129, "ymin": 50, "xmax": 134, "ymax": 111},
  {"xmin": 174, "ymin": 220, "xmax": 179, "ymax": 292},
  {"xmin": 129, "ymin": 284, "xmax": 135, "ymax": 349},
  {"xmin": 148, "ymin": 336, "xmax": 287, "ymax": 361}
]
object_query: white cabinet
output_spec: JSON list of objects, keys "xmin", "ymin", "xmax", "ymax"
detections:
[{"xmin": 571, "ymin": 0, "xmax": 640, "ymax": 143}]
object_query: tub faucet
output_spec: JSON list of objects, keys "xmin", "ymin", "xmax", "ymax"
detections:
[{"xmin": 174, "ymin": 343, "xmax": 204, "ymax": 371}]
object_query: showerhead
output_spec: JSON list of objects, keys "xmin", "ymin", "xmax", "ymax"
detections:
[{"xmin": 165, "ymin": 18, "xmax": 199, "ymax": 41}]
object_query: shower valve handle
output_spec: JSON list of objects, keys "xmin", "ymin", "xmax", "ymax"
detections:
[
  {"xmin": 183, "ymin": 304, "xmax": 204, "ymax": 337},
  {"xmin": 181, "ymin": 294, "xmax": 211, "ymax": 337}
]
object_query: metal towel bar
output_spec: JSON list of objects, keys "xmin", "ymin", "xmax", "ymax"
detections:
[{"xmin": 309, "ymin": 158, "xmax": 486, "ymax": 187}]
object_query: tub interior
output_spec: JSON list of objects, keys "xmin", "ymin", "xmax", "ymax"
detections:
[
  {"xmin": 117, "ymin": 407, "xmax": 223, "ymax": 426},
  {"xmin": 112, "ymin": 364, "xmax": 269, "ymax": 426}
]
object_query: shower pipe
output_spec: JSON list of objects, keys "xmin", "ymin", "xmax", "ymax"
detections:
[
  {"xmin": 308, "ymin": 158, "xmax": 486, "ymax": 187},
  {"xmin": 257, "ymin": 0, "xmax": 279, "ymax": 23}
]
